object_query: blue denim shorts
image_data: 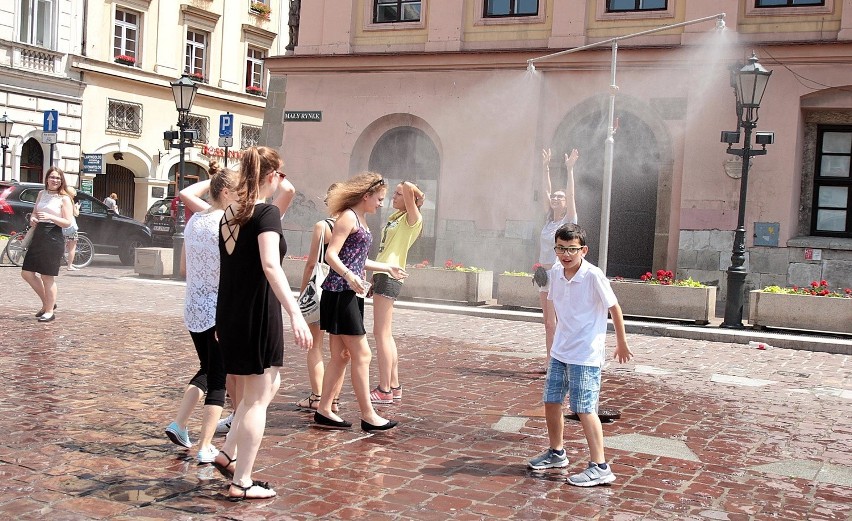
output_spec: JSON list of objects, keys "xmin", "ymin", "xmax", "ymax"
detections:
[{"xmin": 542, "ymin": 359, "xmax": 601, "ymax": 414}]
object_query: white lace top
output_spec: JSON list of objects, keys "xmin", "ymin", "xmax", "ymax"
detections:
[
  {"xmin": 36, "ymin": 191, "xmax": 65, "ymax": 219},
  {"xmin": 184, "ymin": 209, "xmax": 223, "ymax": 332}
]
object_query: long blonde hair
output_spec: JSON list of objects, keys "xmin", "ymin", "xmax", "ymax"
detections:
[
  {"xmin": 232, "ymin": 146, "xmax": 281, "ymax": 225},
  {"xmin": 326, "ymin": 172, "xmax": 386, "ymax": 216},
  {"xmin": 208, "ymin": 160, "xmax": 238, "ymax": 204}
]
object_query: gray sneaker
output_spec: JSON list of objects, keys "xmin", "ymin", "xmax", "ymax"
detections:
[
  {"xmin": 528, "ymin": 448, "xmax": 569, "ymax": 470},
  {"xmin": 568, "ymin": 462, "xmax": 616, "ymax": 486}
]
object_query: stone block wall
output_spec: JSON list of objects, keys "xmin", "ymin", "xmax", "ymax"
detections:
[{"xmin": 678, "ymin": 230, "xmax": 852, "ymax": 309}]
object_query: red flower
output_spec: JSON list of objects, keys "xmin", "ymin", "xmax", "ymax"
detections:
[
  {"xmin": 811, "ymin": 281, "xmax": 819, "ymax": 288},
  {"xmin": 445, "ymin": 259, "xmax": 454, "ymax": 269}
]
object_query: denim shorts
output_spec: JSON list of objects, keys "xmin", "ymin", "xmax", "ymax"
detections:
[
  {"xmin": 372, "ymin": 273, "xmax": 402, "ymax": 300},
  {"xmin": 542, "ymin": 359, "xmax": 601, "ymax": 414}
]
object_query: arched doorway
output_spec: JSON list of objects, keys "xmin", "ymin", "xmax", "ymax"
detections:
[
  {"xmin": 94, "ymin": 164, "xmax": 136, "ymax": 217},
  {"xmin": 367, "ymin": 126, "xmax": 440, "ymax": 264},
  {"xmin": 20, "ymin": 138, "xmax": 44, "ymax": 183},
  {"xmin": 553, "ymin": 110, "xmax": 661, "ymax": 278}
]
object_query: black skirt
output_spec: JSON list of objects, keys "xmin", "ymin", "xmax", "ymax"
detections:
[
  {"xmin": 320, "ymin": 290, "xmax": 366, "ymax": 336},
  {"xmin": 21, "ymin": 223, "xmax": 64, "ymax": 276}
]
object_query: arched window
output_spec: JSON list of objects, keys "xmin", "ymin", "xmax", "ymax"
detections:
[{"xmin": 368, "ymin": 126, "xmax": 440, "ymax": 263}]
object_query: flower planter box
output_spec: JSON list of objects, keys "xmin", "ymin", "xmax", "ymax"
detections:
[
  {"xmin": 748, "ymin": 290, "xmax": 852, "ymax": 334},
  {"xmin": 497, "ymin": 274, "xmax": 540, "ymax": 309},
  {"xmin": 611, "ymin": 281, "xmax": 716, "ymax": 325},
  {"xmin": 401, "ymin": 268, "xmax": 493, "ymax": 305},
  {"xmin": 115, "ymin": 59, "xmax": 135, "ymax": 66}
]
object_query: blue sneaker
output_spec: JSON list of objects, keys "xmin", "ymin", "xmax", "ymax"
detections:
[{"xmin": 165, "ymin": 421, "xmax": 192, "ymax": 448}]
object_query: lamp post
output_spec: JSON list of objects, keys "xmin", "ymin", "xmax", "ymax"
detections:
[
  {"xmin": 527, "ymin": 13, "xmax": 727, "ymax": 274},
  {"xmin": 164, "ymin": 75, "xmax": 198, "ymax": 280},
  {"xmin": 720, "ymin": 52, "xmax": 773, "ymax": 328},
  {"xmin": 0, "ymin": 113, "xmax": 13, "ymax": 182}
]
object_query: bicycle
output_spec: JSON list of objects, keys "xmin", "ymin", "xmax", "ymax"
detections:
[{"xmin": 3, "ymin": 227, "xmax": 94, "ymax": 269}]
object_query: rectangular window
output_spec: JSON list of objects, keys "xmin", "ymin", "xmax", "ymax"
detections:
[
  {"xmin": 484, "ymin": 0, "xmax": 539, "ymax": 17},
  {"xmin": 106, "ymin": 100, "xmax": 143, "ymax": 134},
  {"xmin": 373, "ymin": 0, "xmax": 421, "ymax": 23},
  {"xmin": 607, "ymin": 0, "xmax": 667, "ymax": 12},
  {"xmin": 755, "ymin": 0, "xmax": 824, "ymax": 6},
  {"xmin": 114, "ymin": 8, "xmax": 139, "ymax": 62},
  {"xmin": 812, "ymin": 126, "xmax": 852, "ymax": 237},
  {"xmin": 241, "ymin": 124, "xmax": 261, "ymax": 149},
  {"xmin": 19, "ymin": 0, "xmax": 54, "ymax": 48},
  {"xmin": 246, "ymin": 47, "xmax": 266, "ymax": 89},
  {"xmin": 186, "ymin": 114, "xmax": 209, "ymax": 144},
  {"xmin": 185, "ymin": 30, "xmax": 208, "ymax": 79}
]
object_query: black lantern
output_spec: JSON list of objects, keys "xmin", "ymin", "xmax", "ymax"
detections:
[{"xmin": 0, "ymin": 113, "xmax": 13, "ymax": 182}]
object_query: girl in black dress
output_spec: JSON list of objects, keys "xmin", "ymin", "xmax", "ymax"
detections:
[
  {"xmin": 212, "ymin": 146, "xmax": 312, "ymax": 501},
  {"xmin": 21, "ymin": 167, "xmax": 75, "ymax": 322}
]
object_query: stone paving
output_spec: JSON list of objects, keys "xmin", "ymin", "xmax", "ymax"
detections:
[{"xmin": 0, "ymin": 258, "xmax": 850, "ymax": 520}]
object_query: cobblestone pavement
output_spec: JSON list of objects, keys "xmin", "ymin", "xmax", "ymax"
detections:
[{"xmin": 0, "ymin": 259, "xmax": 850, "ymax": 520}]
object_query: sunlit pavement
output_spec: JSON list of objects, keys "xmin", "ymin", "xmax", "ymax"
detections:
[{"xmin": 1, "ymin": 261, "xmax": 850, "ymax": 520}]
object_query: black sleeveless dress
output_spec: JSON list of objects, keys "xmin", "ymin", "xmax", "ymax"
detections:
[{"xmin": 216, "ymin": 204, "xmax": 287, "ymax": 375}]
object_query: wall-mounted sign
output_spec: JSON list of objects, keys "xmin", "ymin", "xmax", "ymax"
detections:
[
  {"xmin": 81, "ymin": 153, "xmax": 103, "ymax": 175},
  {"xmin": 151, "ymin": 187, "xmax": 165, "ymax": 198},
  {"xmin": 79, "ymin": 179, "xmax": 93, "ymax": 213},
  {"xmin": 284, "ymin": 111, "xmax": 322, "ymax": 122},
  {"xmin": 201, "ymin": 145, "xmax": 242, "ymax": 160}
]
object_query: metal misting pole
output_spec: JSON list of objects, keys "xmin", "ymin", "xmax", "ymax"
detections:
[{"xmin": 527, "ymin": 12, "xmax": 726, "ymax": 274}]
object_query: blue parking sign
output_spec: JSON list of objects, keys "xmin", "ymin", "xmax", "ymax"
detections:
[
  {"xmin": 219, "ymin": 113, "xmax": 233, "ymax": 137},
  {"xmin": 43, "ymin": 110, "xmax": 59, "ymax": 132}
]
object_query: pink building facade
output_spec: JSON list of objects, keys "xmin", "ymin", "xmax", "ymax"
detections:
[{"xmin": 265, "ymin": 0, "xmax": 852, "ymax": 304}]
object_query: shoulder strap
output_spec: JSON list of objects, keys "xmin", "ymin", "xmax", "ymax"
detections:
[{"xmin": 315, "ymin": 223, "xmax": 325, "ymax": 263}]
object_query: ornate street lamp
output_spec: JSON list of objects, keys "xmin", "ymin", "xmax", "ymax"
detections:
[
  {"xmin": 165, "ymin": 75, "xmax": 198, "ymax": 280},
  {"xmin": 0, "ymin": 113, "xmax": 14, "ymax": 182},
  {"xmin": 720, "ymin": 52, "xmax": 773, "ymax": 328}
]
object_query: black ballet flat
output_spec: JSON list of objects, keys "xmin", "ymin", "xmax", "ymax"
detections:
[
  {"xmin": 35, "ymin": 304, "xmax": 57, "ymax": 318},
  {"xmin": 360, "ymin": 419, "xmax": 398, "ymax": 432},
  {"xmin": 38, "ymin": 313, "xmax": 55, "ymax": 323},
  {"xmin": 314, "ymin": 412, "xmax": 352, "ymax": 429}
]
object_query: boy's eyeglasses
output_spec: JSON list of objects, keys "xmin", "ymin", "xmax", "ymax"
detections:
[
  {"xmin": 554, "ymin": 246, "xmax": 583, "ymax": 255},
  {"xmin": 550, "ymin": 194, "xmax": 566, "ymax": 200}
]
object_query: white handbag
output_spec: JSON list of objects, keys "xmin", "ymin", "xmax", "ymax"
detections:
[{"xmin": 296, "ymin": 222, "xmax": 330, "ymax": 323}]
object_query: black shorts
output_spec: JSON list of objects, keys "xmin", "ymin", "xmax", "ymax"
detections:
[
  {"xmin": 320, "ymin": 290, "xmax": 366, "ymax": 336},
  {"xmin": 372, "ymin": 273, "xmax": 402, "ymax": 300}
]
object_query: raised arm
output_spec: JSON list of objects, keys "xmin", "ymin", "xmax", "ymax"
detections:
[
  {"xmin": 564, "ymin": 149, "xmax": 579, "ymax": 223},
  {"xmin": 180, "ymin": 179, "xmax": 212, "ymax": 213},
  {"xmin": 272, "ymin": 178, "xmax": 296, "ymax": 218},
  {"xmin": 401, "ymin": 181, "xmax": 423, "ymax": 227},
  {"xmin": 541, "ymin": 148, "xmax": 553, "ymax": 212}
]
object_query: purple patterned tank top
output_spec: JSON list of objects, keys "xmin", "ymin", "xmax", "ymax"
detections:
[{"xmin": 322, "ymin": 211, "xmax": 372, "ymax": 292}]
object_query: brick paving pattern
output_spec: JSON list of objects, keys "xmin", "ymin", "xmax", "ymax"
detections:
[{"xmin": 0, "ymin": 260, "xmax": 850, "ymax": 520}]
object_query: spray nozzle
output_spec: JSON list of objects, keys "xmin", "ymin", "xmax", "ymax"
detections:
[
  {"xmin": 526, "ymin": 61, "xmax": 536, "ymax": 73},
  {"xmin": 715, "ymin": 14, "xmax": 726, "ymax": 32}
]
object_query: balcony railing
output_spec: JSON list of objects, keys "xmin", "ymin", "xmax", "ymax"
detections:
[{"xmin": 0, "ymin": 40, "xmax": 63, "ymax": 74}]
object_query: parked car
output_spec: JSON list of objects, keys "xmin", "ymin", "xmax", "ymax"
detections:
[
  {"xmin": 144, "ymin": 197, "xmax": 175, "ymax": 246},
  {"xmin": 0, "ymin": 181, "xmax": 153, "ymax": 265}
]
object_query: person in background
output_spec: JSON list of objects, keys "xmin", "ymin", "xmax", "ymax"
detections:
[
  {"xmin": 64, "ymin": 187, "xmax": 81, "ymax": 271},
  {"xmin": 537, "ymin": 148, "xmax": 579, "ymax": 362},
  {"xmin": 163, "ymin": 163, "xmax": 238, "ymax": 464},
  {"xmin": 103, "ymin": 193, "xmax": 119, "ymax": 214},
  {"xmin": 212, "ymin": 146, "xmax": 311, "ymax": 501},
  {"xmin": 21, "ymin": 167, "xmax": 75, "ymax": 322},
  {"xmin": 296, "ymin": 184, "xmax": 346, "ymax": 414},
  {"xmin": 369, "ymin": 181, "xmax": 424, "ymax": 405},
  {"xmin": 312, "ymin": 173, "xmax": 405, "ymax": 432}
]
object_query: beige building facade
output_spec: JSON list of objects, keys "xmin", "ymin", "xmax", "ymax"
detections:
[
  {"xmin": 2, "ymin": 0, "xmax": 287, "ymax": 223},
  {"xmin": 269, "ymin": 0, "xmax": 852, "ymax": 305}
]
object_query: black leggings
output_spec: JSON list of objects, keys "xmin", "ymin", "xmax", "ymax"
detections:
[{"xmin": 188, "ymin": 327, "xmax": 226, "ymax": 407}]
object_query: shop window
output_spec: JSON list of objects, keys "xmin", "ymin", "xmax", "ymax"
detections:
[
  {"xmin": 484, "ymin": 0, "xmax": 539, "ymax": 17},
  {"xmin": 373, "ymin": 0, "xmax": 421, "ymax": 23},
  {"xmin": 812, "ymin": 126, "xmax": 852, "ymax": 237}
]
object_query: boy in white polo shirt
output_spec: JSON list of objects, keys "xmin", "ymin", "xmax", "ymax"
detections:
[{"xmin": 528, "ymin": 223, "xmax": 633, "ymax": 486}]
